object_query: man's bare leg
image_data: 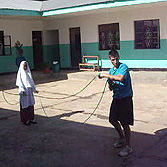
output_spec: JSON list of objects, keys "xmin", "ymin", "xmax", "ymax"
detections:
[
  {"xmin": 111, "ymin": 121, "xmax": 125, "ymax": 139},
  {"xmin": 122, "ymin": 124, "xmax": 131, "ymax": 146}
]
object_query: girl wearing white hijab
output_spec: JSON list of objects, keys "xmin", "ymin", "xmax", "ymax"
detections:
[{"xmin": 16, "ymin": 61, "xmax": 38, "ymax": 125}]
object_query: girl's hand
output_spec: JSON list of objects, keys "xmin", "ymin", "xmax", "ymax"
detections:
[{"xmin": 22, "ymin": 92, "xmax": 26, "ymax": 96}]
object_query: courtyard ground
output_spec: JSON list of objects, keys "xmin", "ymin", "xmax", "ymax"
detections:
[{"xmin": 0, "ymin": 70, "xmax": 167, "ymax": 167}]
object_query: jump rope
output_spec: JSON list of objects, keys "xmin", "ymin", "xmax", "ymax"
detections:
[{"xmin": 1, "ymin": 74, "xmax": 109, "ymax": 123}]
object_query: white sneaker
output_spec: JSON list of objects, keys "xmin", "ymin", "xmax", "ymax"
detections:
[
  {"xmin": 113, "ymin": 138, "xmax": 125, "ymax": 148},
  {"xmin": 119, "ymin": 145, "xmax": 133, "ymax": 157}
]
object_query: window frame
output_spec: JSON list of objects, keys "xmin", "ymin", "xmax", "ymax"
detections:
[
  {"xmin": 134, "ymin": 19, "xmax": 160, "ymax": 49},
  {"xmin": 98, "ymin": 23, "xmax": 120, "ymax": 50},
  {"xmin": 4, "ymin": 35, "xmax": 12, "ymax": 55},
  {"xmin": 0, "ymin": 31, "xmax": 12, "ymax": 56}
]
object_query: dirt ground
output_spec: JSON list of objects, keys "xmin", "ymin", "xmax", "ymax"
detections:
[{"xmin": 0, "ymin": 72, "xmax": 167, "ymax": 167}]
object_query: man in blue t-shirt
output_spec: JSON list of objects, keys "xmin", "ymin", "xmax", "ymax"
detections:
[{"xmin": 99, "ymin": 50, "xmax": 134, "ymax": 157}]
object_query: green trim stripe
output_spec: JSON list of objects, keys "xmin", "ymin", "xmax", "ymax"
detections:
[{"xmin": 0, "ymin": 9, "xmax": 41, "ymax": 16}]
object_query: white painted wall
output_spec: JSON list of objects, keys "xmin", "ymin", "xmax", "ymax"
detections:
[
  {"xmin": 43, "ymin": 30, "xmax": 59, "ymax": 45},
  {"xmin": 1, "ymin": 3, "xmax": 165, "ymax": 48},
  {"xmin": 0, "ymin": 18, "xmax": 44, "ymax": 46},
  {"xmin": 43, "ymin": 3, "xmax": 167, "ymax": 44}
]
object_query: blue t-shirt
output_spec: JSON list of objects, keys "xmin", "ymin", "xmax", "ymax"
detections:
[{"xmin": 108, "ymin": 62, "xmax": 133, "ymax": 99}]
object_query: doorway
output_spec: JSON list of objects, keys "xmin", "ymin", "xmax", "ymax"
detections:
[
  {"xmin": 69, "ymin": 27, "xmax": 82, "ymax": 67},
  {"xmin": 32, "ymin": 31, "xmax": 43, "ymax": 69}
]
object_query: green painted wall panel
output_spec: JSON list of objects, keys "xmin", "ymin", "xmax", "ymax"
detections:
[
  {"xmin": 82, "ymin": 39, "xmax": 167, "ymax": 60},
  {"xmin": 0, "ymin": 46, "xmax": 34, "ymax": 74},
  {"xmin": 0, "ymin": 54, "xmax": 17, "ymax": 73},
  {"xmin": 43, "ymin": 45, "xmax": 59, "ymax": 67},
  {"xmin": 59, "ymin": 44, "xmax": 71, "ymax": 67},
  {"xmin": 58, "ymin": 40, "xmax": 167, "ymax": 68},
  {"xmin": 1, "ymin": 39, "xmax": 167, "ymax": 74},
  {"xmin": 81, "ymin": 39, "xmax": 167, "ymax": 68},
  {"xmin": 120, "ymin": 40, "xmax": 167, "ymax": 60}
]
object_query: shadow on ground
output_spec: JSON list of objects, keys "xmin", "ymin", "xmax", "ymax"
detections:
[{"xmin": 0, "ymin": 108, "xmax": 167, "ymax": 167}]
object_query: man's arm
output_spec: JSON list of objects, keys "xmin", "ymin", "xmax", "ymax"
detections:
[{"xmin": 100, "ymin": 72, "xmax": 124, "ymax": 82}]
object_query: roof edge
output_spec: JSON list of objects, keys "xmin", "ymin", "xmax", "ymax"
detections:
[{"xmin": 42, "ymin": 0, "xmax": 167, "ymax": 16}]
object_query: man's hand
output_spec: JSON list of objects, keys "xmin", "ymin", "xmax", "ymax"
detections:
[{"xmin": 99, "ymin": 72, "xmax": 109, "ymax": 78}]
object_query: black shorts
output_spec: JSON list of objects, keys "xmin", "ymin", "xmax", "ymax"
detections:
[{"xmin": 109, "ymin": 97, "xmax": 134, "ymax": 126}]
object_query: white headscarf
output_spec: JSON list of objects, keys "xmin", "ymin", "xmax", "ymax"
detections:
[{"xmin": 16, "ymin": 61, "xmax": 36, "ymax": 90}]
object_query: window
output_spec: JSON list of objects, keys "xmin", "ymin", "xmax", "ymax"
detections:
[
  {"xmin": 134, "ymin": 19, "xmax": 160, "ymax": 49},
  {"xmin": 0, "ymin": 31, "xmax": 12, "ymax": 56},
  {"xmin": 98, "ymin": 23, "xmax": 120, "ymax": 50}
]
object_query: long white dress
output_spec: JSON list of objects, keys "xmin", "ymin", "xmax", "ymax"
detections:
[{"xmin": 16, "ymin": 61, "xmax": 36, "ymax": 109}]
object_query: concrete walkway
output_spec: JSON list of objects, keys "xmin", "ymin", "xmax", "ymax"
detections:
[{"xmin": 0, "ymin": 70, "xmax": 167, "ymax": 167}]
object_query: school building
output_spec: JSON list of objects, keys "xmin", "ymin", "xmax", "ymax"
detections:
[{"xmin": 0, "ymin": 0, "xmax": 167, "ymax": 73}]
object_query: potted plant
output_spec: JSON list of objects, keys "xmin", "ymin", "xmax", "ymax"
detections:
[
  {"xmin": 15, "ymin": 40, "xmax": 23, "ymax": 56},
  {"xmin": 15, "ymin": 41, "xmax": 26, "ymax": 68},
  {"xmin": 40, "ymin": 62, "xmax": 50, "ymax": 73}
]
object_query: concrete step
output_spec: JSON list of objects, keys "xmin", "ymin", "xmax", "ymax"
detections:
[{"xmin": 130, "ymin": 71, "xmax": 167, "ymax": 85}]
